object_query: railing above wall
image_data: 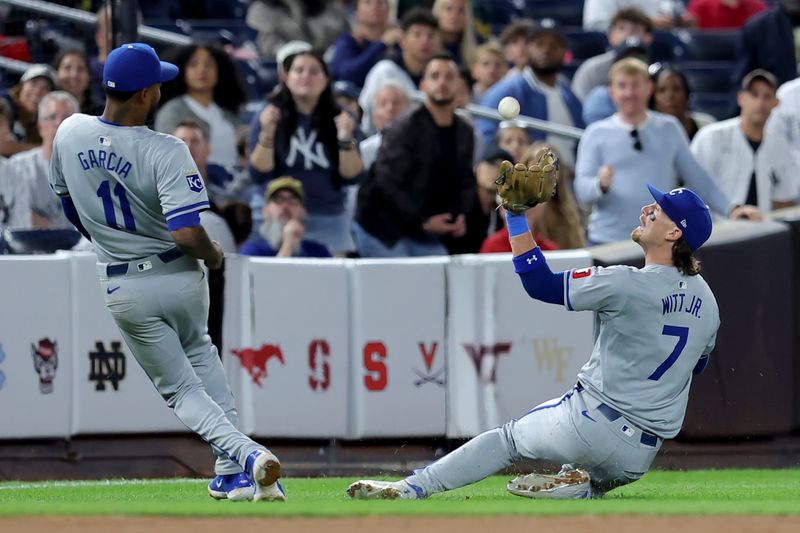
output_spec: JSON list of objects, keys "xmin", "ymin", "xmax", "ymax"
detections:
[{"xmin": 0, "ymin": 0, "xmax": 193, "ymax": 46}]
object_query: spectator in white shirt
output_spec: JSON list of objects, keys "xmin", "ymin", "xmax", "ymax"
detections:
[
  {"xmin": 767, "ymin": 75, "xmax": 800, "ymax": 164},
  {"xmin": 691, "ymin": 69, "xmax": 799, "ymax": 214},
  {"xmin": 9, "ymin": 91, "xmax": 78, "ymax": 228}
]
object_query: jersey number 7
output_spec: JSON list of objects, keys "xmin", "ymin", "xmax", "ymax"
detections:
[
  {"xmin": 648, "ymin": 325, "xmax": 689, "ymax": 381},
  {"xmin": 97, "ymin": 180, "xmax": 136, "ymax": 231}
]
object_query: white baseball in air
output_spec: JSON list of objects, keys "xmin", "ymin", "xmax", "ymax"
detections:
[{"xmin": 498, "ymin": 96, "xmax": 520, "ymax": 120}]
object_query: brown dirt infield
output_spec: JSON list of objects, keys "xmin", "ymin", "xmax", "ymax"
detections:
[{"xmin": 3, "ymin": 516, "xmax": 800, "ymax": 533}]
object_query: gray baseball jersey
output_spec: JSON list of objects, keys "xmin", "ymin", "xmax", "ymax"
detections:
[
  {"xmin": 49, "ymin": 114, "xmax": 210, "ymax": 262},
  {"xmin": 565, "ymin": 263, "xmax": 720, "ymax": 438},
  {"xmin": 48, "ymin": 112, "xmax": 267, "ymax": 476},
  {"xmin": 401, "ymin": 261, "xmax": 721, "ymax": 499}
]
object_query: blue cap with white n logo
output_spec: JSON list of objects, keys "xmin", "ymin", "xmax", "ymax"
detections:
[
  {"xmin": 647, "ymin": 184, "xmax": 712, "ymax": 251},
  {"xmin": 103, "ymin": 43, "xmax": 179, "ymax": 92}
]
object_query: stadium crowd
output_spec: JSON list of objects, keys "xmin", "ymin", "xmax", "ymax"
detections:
[{"xmin": 1, "ymin": 0, "xmax": 799, "ymax": 258}]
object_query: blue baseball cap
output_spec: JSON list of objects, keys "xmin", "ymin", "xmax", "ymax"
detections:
[
  {"xmin": 647, "ymin": 184, "xmax": 712, "ymax": 251},
  {"xmin": 103, "ymin": 43, "xmax": 179, "ymax": 92}
]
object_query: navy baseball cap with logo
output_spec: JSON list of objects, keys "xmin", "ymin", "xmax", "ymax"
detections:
[
  {"xmin": 647, "ymin": 184, "xmax": 712, "ymax": 251},
  {"xmin": 103, "ymin": 43, "xmax": 179, "ymax": 92}
]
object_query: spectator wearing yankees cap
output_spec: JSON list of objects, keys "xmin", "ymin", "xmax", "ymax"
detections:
[{"xmin": 239, "ymin": 176, "xmax": 331, "ymax": 258}]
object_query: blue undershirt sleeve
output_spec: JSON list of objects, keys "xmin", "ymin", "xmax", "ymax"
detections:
[
  {"xmin": 60, "ymin": 196, "xmax": 91, "ymax": 241},
  {"xmin": 166, "ymin": 210, "xmax": 201, "ymax": 231},
  {"xmin": 512, "ymin": 247, "xmax": 565, "ymax": 305}
]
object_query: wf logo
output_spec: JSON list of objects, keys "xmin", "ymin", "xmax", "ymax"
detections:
[
  {"xmin": 88, "ymin": 341, "xmax": 126, "ymax": 391},
  {"xmin": 533, "ymin": 339, "xmax": 571, "ymax": 383}
]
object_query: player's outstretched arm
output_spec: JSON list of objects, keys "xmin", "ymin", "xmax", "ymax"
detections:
[
  {"xmin": 506, "ymin": 211, "xmax": 565, "ymax": 306},
  {"xmin": 171, "ymin": 226, "xmax": 224, "ymax": 270}
]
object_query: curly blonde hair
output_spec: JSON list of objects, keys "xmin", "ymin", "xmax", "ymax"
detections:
[{"xmin": 522, "ymin": 142, "xmax": 586, "ymax": 249}]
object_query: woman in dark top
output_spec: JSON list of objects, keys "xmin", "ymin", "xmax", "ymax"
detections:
[
  {"xmin": 650, "ymin": 63, "xmax": 715, "ymax": 140},
  {"xmin": 249, "ymin": 51, "xmax": 364, "ymax": 256},
  {"xmin": 53, "ymin": 49, "xmax": 103, "ymax": 116}
]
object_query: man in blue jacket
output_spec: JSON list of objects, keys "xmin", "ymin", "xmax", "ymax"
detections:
[{"xmin": 476, "ymin": 21, "xmax": 584, "ymax": 169}]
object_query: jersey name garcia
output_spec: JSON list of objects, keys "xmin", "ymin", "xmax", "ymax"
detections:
[
  {"xmin": 76, "ymin": 145, "xmax": 133, "ymax": 179},
  {"xmin": 49, "ymin": 114, "xmax": 210, "ymax": 263}
]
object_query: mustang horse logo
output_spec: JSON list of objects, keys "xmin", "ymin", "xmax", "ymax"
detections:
[{"xmin": 230, "ymin": 344, "xmax": 285, "ymax": 387}]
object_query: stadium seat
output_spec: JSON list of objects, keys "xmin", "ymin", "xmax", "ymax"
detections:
[
  {"xmin": 561, "ymin": 62, "xmax": 581, "ymax": 82},
  {"xmin": 651, "ymin": 31, "xmax": 688, "ymax": 62},
  {"xmin": 236, "ymin": 59, "xmax": 278, "ymax": 101},
  {"xmin": 185, "ymin": 19, "xmax": 257, "ymax": 47},
  {"xmin": 691, "ymin": 92, "xmax": 737, "ymax": 121},
  {"xmin": 680, "ymin": 30, "xmax": 740, "ymax": 62},
  {"xmin": 565, "ymin": 29, "xmax": 609, "ymax": 60},
  {"xmin": 520, "ymin": 0, "xmax": 585, "ymax": 27},
  {"xmin": 681, "ymin": 61, "xmax": 736, "ymax": 94},
  {"xmin": 203, "ymin": 0, "xmax": 248, "ymax": 19},
  {"xmin": 141, "ymin": 20, "xmax": 191, "ymax": 36}
]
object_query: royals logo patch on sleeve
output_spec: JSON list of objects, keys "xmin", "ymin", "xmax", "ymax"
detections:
[
  {"xmin": 186, "ymin": 172, "xmax": 204, "ymax": 193},
  {"xmin": 572, "ymin": 268, "xmax": 592, "ymax": 279}
]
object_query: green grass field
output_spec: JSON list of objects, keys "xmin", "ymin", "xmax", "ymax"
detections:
[{"xmin": 0, "ymin": 470, "xmax": 799, "ymax": 517}]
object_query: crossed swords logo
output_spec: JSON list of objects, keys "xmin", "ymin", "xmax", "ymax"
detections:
[
  {"xmin": 413, "ymin": 367, "xmax": 445, "ymax": 387},
  {"xmin": 413, "ymin": 342, "xmax": 445, "ymax": 388}
]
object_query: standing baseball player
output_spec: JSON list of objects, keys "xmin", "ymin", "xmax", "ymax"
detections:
[
  {"xmin": 348, "ymin": 149, "xmax": 720, "ymax": 500},
  {"xmin": 49, "ymin": 43, "xmax": 284, "ymax": 502}
]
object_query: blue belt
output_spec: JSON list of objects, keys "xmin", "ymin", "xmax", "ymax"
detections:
[
  {"xmin": 106, "ymin": 247, "xmax": 183, "ymax": 277},
  {"xmin": 595, "ymin": 403, "xmax": 659, "ymax": 447}
]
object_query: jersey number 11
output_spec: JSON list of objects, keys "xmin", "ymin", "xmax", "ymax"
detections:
[{"xmin": 97, "ymin": 180, "xmax": 136, "ymax": 231}]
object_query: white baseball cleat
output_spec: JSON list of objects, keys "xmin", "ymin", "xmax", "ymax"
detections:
[
  {"xmin": 207, "ymin": 472, "xmax": 255, "ymax": 501},
  {"xmin": 254, "ymin": 480, "xmax": 287, "ymax": 502},
  {"xmin": 346, "ymin": 479, "xmax": 423, "ymax": 500},
  {"xmin": 245, "ymin": 449, "xmax": 285, "ymax": 502},
  {"xmin": 507, "ymin": 467, "xmax": 592, "ymax": 499}
]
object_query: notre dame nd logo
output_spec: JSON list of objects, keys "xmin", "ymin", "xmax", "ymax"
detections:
[{"xmin": 88, "ymin": 341, "xmax": 126, "ymax": 391}]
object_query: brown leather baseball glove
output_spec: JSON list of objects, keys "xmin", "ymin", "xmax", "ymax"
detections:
[{"xmin": 495, "ymin": 146, "xmax": 559, "ymax": 215}]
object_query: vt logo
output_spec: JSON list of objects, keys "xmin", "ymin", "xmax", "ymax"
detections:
[
  {"xmin": 462, "ymin": 343, "xmax": 511, "ymax": 384},
  {"xmin": 230, "ymin": 344, "xmax": 285, "ymax": 387}
]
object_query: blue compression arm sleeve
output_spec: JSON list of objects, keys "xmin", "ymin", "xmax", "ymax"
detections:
[
  {"xmin": 512, "ymin": 247, "xmax": 565, "ymax": 305},
  {"xmin": 60, "ymin": 196, "xmax": 91, "ymax": 241},
  {"xmin": 693, "ymin": 354, "xmax": 710, "ymax": 375},
  {"xmin": 505, "ymin": 211, "xmax": 529, "ymax": 237}
]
